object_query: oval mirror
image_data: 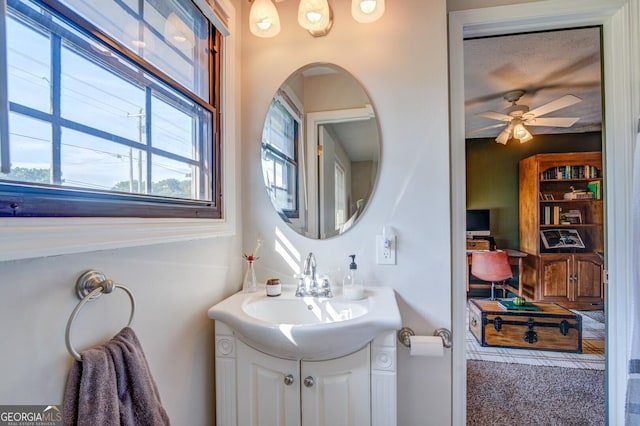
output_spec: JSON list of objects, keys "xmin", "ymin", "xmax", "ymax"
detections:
[{"xmin": 261, "ymin": 63, "xmax": 380, "ymax": 239}]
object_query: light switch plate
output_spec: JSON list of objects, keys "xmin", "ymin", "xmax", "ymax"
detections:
[{"xmin": 376, "ymin": 235, "xmax": 396, "ymax": 265}]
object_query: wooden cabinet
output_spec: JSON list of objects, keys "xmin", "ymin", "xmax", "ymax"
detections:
[
  {"xmin": 234, "ymin": 339, "xmax": 371, "ymax": 426},
  {"xmin": 537, "ymin": 253, "xmax": 604, "ymax": 307},
  {"xmin": 519, "ymin": 152, "xmax": 604, "ymax": 309}
]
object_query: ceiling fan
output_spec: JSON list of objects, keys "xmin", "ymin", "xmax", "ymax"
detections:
[{"xmin": 472, "ymin": 90, "xmax": 582, "ymax": 144}]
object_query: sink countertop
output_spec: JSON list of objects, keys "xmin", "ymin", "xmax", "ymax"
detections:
[{"xmin": 208, "ymin": 286, "xmax": 402, "ymax": 360}]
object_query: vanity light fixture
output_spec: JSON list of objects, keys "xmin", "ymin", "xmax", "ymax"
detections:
[
  {"xmin": 298, "ymin": 0, "xmax": 333, "ymax": 37},
  {"xmin": 249, "ymin": 0, "xmax": 281, "ymax": 38},
  {"xmin": 249, "ymin": 0, "xmax": 385, "ymax": 38},
  {"xmin": 352, "ymin": 0, "xmax": 385, "ymax": 23}
]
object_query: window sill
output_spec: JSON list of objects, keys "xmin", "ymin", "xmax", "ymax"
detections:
[{"xmin": 0, "ymin": 217, "xmax": 235, "ymax": 261}]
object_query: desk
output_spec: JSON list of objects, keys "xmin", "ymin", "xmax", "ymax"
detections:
[{"xmin": 466, "ymin": 249, "xmax": 527, "ymax": 297}]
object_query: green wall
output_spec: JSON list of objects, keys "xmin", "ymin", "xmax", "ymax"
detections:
[{"xmin": 465, "ymin": 132, "xmax": 602, "ymax": 250}]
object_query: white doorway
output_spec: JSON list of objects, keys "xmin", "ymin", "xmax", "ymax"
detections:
[{"xmin": 448, "ymin": 1, "xmax": 636, "ymax": 425}]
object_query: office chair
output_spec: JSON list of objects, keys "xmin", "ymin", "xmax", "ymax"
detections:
[{"xmin": 470, "ymin": 250, "xmax": 513, "ymax": 300}]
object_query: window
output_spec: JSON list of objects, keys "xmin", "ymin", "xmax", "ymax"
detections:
[
  {"xmin": 261, "ymin": 96, "xmax": 299, "ymax": 218},
  {"xmin": 0, "ymin": 0, "xmax": 222, "ymax": 218}
]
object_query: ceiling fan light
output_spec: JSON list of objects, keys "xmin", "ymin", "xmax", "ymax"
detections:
[
  {"xmin": 519, "ymin": 131, "xmax": 534, "ymax": 143},
  {"xmin": 495, "ymin": 128, "xmax": 511, "ymax": 145},
  {"xmin": 513, "ymin": 123, "xmax": 533, "ymax": 143},
  {"xmin": 352, "ymin": 0, "xmax": 385, "ymax": 23},
  {"xmin": 512, "ymin": 122, "xmax": 530, "ymax": 138},
  {"xmin": 250, "ymin": 0, "xmax": 281, "ymax": 38}
]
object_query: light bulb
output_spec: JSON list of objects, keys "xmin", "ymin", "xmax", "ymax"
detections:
[
  {"xmin": 513, "ymin": 122, "xmax": 533, "ymax": 143},
  {"xmin": 352, "ymin": 0, "xmax": 385, "ymax": 23},
  {"xmin": 250, "ymin": 0, "xmax": 280, "ymax": 38},
  {"xmin": 298, "ymin": 0, "xmax": 332, "ymax": 36},
  {"xmin": 360, "ymin": 0, "xmax": 377, "ymax": 14},
  {"xmin": 519, "ymin": 130, "xmax": 533, "ymax": 143},
  {"xmin": 513, "ymin": 123, "xmax": 527, "ymax": 138}
]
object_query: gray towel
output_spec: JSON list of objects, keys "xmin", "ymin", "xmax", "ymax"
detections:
[{"xmin": 63, "ymin": 327, "xmax": 170, "ymax": 426}]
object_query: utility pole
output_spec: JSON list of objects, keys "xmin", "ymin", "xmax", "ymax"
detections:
[{"xmin": 127, "ymin": 108, "xmax": 145, "ymax": 193}]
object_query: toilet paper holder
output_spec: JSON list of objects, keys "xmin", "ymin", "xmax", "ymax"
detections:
[{"xmin": 398, "ymin": 327, "xmax": 452, "ymax": 349}]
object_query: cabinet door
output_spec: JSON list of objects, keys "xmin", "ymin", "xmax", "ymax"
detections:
[
  {"xmin": 574, "ymin": 254, "xmax": 604, "ymax": 302},
  {"xmin": 236, "ymin": 340, "xmax": 301, "ymax": 426},
  {"xmin": 539, "ymin": 255, "xmax": 571, "ymax": 300},
  {"xmin": 301, "ymin": 345, "xmax": 371, "ymax": 426}
]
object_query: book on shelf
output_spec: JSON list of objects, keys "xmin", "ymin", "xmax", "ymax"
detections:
[
  {"xmin": 540, "ymin": 164, "xmax": 600, "ymax": 180},
  {"xmin": 540, "ymin": 228, "xmax": 586, "ymax": 249},
  {"xmin": 560, "ymin": 209, "xmax": 582, "ymax": 225},
  {"xmin": 544, "ymin": 206, "xmax": 551, "ymax": 225},
  {"xmin": 587, "ymin": 180, "xmax": 601, "ymax": 199},
  {"xmin": 553, "ymin": 206, "xmax": 561, "ymax": 225},
  {"xmin": 563, "ymin": 191, "xmax": 595, "ymax": 200}
]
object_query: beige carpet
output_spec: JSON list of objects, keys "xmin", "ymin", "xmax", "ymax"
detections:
[
  {"xmin": 466, "ymin": 307, "xmax": 605, "ymax": 370},
  {"xmin": 467, "ymin": 360, "xmax": 605, "ymax": 425}
]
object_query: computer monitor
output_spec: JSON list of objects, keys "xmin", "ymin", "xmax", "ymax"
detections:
[{"xmin": 466, "ymin": 209, "xmax": 491, "ymax": 238}]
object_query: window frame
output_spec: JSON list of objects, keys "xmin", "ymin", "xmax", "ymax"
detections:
[
  {"xmin": 0, "ymin": 0, "xmax": 238, "ymax": 261},
  {"xmin": 261, "ymin": 96, "xmax": 300, "ymax": 219},
  {"xmin": 1, "ymin": 0, "xmax": 222, "ymax": 219}
]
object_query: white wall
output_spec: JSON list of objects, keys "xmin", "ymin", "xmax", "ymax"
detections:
[
  {"xmin": 0, "ymin": 238, "xmax": 242, "ymax": 424},
  {"xmin": 241, "ymin": 1, "xmax": 452, "ymax": 424}
]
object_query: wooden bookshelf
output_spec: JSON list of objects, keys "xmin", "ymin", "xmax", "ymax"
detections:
[{"xmin": 518, "ymin": 152, "xmax": 604, "ymax": 309}]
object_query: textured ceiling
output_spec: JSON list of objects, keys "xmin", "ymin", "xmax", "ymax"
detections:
[{"xmin": 464, "ymin": 27, "xmax": 602, "ymax": 139}]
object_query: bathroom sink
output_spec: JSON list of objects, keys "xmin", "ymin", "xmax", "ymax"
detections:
[
  {"xmin": 208, "ymin": 286, "xmax": 401, "ymax": 360},
  {"xmin": 242, "ymin": 297, "xmax": 368, "ymax": 324}
]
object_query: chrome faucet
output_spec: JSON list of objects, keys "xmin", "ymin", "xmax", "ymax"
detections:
[{"xmin": 296, "ymin": 252, "xmax": 332, "ymax": 297}]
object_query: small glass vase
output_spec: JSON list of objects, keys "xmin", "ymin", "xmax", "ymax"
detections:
[{"xmin": 243, "ymin": 260, "xmax": 257, "ymax": 293}]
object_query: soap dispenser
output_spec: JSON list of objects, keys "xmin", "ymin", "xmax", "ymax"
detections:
[{"xmin": 343, "ymin": 254, "xmax": 364, "ymax": 300}]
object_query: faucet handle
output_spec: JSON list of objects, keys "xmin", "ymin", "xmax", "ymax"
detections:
[
  {"xmin": 320, "ymin": 276, "xmax": 331, "ymax": 289},
  {"xmin": 295, "ymin": 275, "xmax": 306, "ymax": 297},
  {"xmin": 319, "ymin": 276, "xmax": 333, "ymax": 298}
]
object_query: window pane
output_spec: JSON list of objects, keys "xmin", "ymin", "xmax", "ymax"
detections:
[
  {"xmin": 262, "ymin": 99, "xmax": 296, "ymax": 159},
  {"xmin": 151, "ymin": 154, "xmax": 196, "ymax": 199},
  {"xmin": 61, "ymin": 127, "xmax": 146, "ymax": 192},
  {"xmin": 1, "ymin": 0, "xmax": 220, "ymax": 218},
  {"xmin": 61, "ymin": 41, "xmax": 146, "ymax": 142},
  {"xmin": 7, "ymin": 9, "xmax": 51, "ymax": 113},
  {"xmin": 152, "ymin": 93, "xmax": 196, "ymax": 159},
  {"xmin": 262, "ymin": 149, "xmax": 296, "ymax": 212},
  {"xmin": 1, "ymin": 112, "xmax": 51, "ymax": 184},
  {"xmin": 58, "ymin": 0, "xmax": 210, "ymax": 99}
]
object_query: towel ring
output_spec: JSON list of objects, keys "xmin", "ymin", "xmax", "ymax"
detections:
[{"xmin": 65, "ymin": 270, "xmax": 136, "ymax": 361}]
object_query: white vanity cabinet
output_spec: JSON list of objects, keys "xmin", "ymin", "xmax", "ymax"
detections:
[
  {"xmin": 237, "ymin": 339, "xmax": 370, "ymax": 426},
  {"xmin": 215, "ymin": 322, "xmax": 397, "ymax": 426}
]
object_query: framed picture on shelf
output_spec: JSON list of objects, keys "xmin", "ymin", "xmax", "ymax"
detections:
[
  {"xmin": 540, "ymin": 229, "xmax": 585, "ymax": 249},
  {"xmin": 560, "ymin": 210, "xmax": 583, "ymax": 225}
]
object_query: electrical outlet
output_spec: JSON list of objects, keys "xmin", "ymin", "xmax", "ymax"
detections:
[{"xmin": 376, "ymin": 235, "xmax": 396, "ymax": 265}]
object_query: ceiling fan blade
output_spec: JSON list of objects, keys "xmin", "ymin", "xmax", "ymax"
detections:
[
  {"xmin": 477, "ymin": 111, "xmax": 512, "ymax": 122},
  {"xmin": 525, "ymin": 117, "xmax": 580, "ymax": 127},
  {"xmin": 527, "ymin": 94, "xmax": 582, "ymax": 118},
  {"xmin": 466, "ymin": 123, "xmax": 507, "ymax": 136}
]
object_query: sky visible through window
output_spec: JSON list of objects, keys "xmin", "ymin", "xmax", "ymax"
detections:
[{"xmin": 2, "ymin": 0, "xmax": 210, "ymax": 201}]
